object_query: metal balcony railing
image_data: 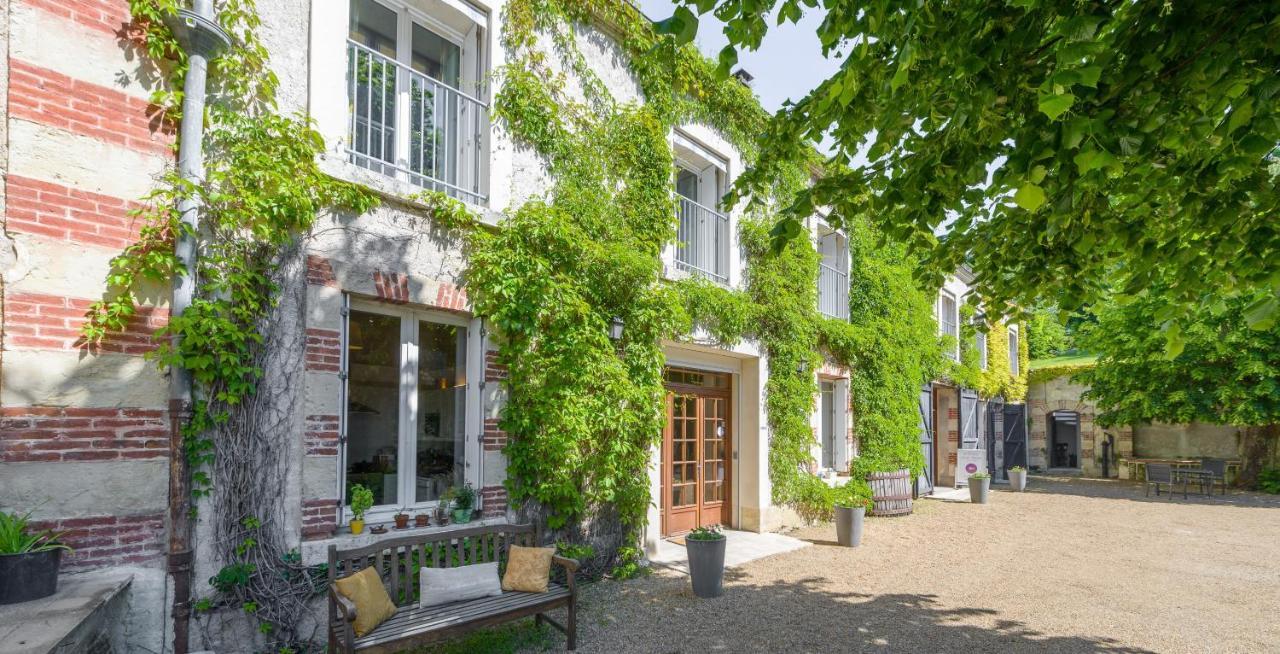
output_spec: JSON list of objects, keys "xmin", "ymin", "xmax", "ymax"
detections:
[
  {"xmin": 346, "ymin": 41, "xmax": 488, "ymax": 205},
  {"xmin": 817, "ymin": 262, "xmax": 849, "ymax": 319},
  {"xmin": 675, "ymin": 195, "xmax": 729, "ymax": 284}
]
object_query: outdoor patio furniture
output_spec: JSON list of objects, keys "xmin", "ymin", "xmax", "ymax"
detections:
[
  {"xmin": 1200, "ymin": 458, "xmax": 1228, "ymax": 495},
  {"xmin": 1172, "ymin": 468, "xmax": 1215, "ymax": 499},
  {"xmin": 1145, "ymin": 463, "xmax": 1174, "ymax": 499},
  {"xmin": 327, "ymin": 523, "xmax": 578, "ymax": 653}
]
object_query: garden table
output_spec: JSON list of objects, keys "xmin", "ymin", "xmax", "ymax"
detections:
[{"xmin": 1172, "ymin": 468, "xmax": 1214, "ymax": 499}]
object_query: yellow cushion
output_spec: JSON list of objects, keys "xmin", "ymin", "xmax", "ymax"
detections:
[
  {"xmin": 502, "ymin": 545, "xmax": 555, "ymax": 593},
  {"xmin": 333, "ymin": 566, "xmax": 398, "ymax": 637}
]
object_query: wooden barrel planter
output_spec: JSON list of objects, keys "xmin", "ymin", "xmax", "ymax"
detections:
[{"xmin": 867, "ymin": 469, "xmax": 913, "ymax": 517}]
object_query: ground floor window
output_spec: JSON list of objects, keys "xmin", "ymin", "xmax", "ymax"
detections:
[{"xmin": 343, "ymin": 302, "xmax": 477, "ymax": 518}]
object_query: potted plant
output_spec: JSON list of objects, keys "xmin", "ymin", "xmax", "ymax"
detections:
[
  {"xmin": 685, "ymin": 525, "xmax": 726, "ymax": 598},
  {"xmin": 414, "ymin": 513, "xmax": 430, "ymax": 528},
  {"xmin": 348, "ymin": 484, "xmax": 373, "ymax": 535},
  {"xmin": 452, "ymin": 483, "xmax": 476, "ymax": 524},
  {"xmin": 1008, "ymin": 465, "xmax": 1028, "ymax": 492},
  {"xmin": 0, "ymin": 510, "xmax": 72, "ymax": 605},
  {"xmin": 832, "ymin": 481, "xmax": 871, "ymax": 548},
  {"xmin": 393, "ymin": 509, "xmax": 411, "ymax": 530},
  {"xmin": 435, "ymin": 487, "xmax": 455, "ymax": 526},
  {"xmin": 968, "ymin": 471, "xmax": 991, "ymax": 504}
]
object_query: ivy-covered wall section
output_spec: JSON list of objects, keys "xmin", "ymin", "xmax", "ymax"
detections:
[{"xmin": 950, "ymin": 300, "xmax": 1030, "ymax": 402}]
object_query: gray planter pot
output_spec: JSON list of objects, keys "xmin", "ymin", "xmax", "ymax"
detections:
[
  {"xmin": 686, "ymin": 536, "xmax": 726, "ymax": 598},
  {"xmin": 969, "ymin": 477, "xmax": 991, "ymax": 504},
  {"xmin": 1009, "ymin": 469, "xmax": 1028, "ymax": 492},
  {"xmin": 0, "ymin": 549, "xmax": 61, "ymax": 605},
  {"xmin": 834, "ymin": 505, "xmax": 864, "ymax": 547}
]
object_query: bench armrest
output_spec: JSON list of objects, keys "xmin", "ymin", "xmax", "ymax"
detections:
[
  {"xmin": 330, "ymin": 586, "xmax": 358, "ymax": 623},
  {"xmin": 552, "ymin": 555, "xmax": 579, "ymax": 593}
]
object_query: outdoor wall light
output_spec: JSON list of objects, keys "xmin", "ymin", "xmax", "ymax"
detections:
[{"xmin": 609, "ymin": 316, "xmax": 625, "ymax": 341}]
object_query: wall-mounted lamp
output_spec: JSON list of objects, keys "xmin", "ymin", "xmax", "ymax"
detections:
[
  {"xmin": 609, "ymin": 316, "xmax": 625, "ymax": 341},
  {"xmin": 796, "ymin": 361, "xmax": 809, "ymax": 374}
]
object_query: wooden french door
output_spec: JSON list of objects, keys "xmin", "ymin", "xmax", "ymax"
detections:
[{"xmin": 661, "ymin": 368, "xmax": 731, "ymax": 537}]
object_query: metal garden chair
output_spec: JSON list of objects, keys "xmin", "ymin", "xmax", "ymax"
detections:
[{"xmin": 1144, "ymin": 463, "xmax": 1174, "ymax": 499}]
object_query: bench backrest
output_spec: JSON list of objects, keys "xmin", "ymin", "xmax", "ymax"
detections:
[
  {"xmin": 1145, "ymin": 463, "xmax": 1172, "ymax": 483},
  {"xmin": 328, "ymin": 523, "xmax": 539, "ymax": 607}
]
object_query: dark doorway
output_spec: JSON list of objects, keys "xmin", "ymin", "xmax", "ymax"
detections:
[
  {"xmin": 917, "ymin": 385, "xmax": 934, "ymax": 496},
  {"xmin": 1002, "ymin": 403, "xmax": 1028, "ymax": 473},
  {"xmin": 1049, "ymin": 410, "xmax": 1081, "ymax": 469}
]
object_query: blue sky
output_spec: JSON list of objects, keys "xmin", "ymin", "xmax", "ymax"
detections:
[{"xmin": 636, "ymin": 0, "xmax": 841, "ymax": 114}]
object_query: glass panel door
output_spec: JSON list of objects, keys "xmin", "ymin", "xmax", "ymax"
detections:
[
  {"xmin": 414, "ymin": 320, "xmax": 467, "ymax": 503},
  {"xmin": 820, "ymin": 381, "xmax": 835, "ymax": 469},
  {"xmin": 700, "ymin": 396, "xmax": 727, "ymax": 506},
  {"xmin": 345, "ymin": 310, "xmax": 403, "ymax": 507}
]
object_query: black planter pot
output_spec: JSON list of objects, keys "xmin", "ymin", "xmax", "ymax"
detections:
[
  {"xmin": 686, "ymin": 536, "xmax": 726, "ymax": 598},
  {"xmin": 834, "ymin": 505, "xmax": 864, "ymax": 547},
  {"xmin": 0, "ymin": 549, "xmax": 62, "ymax": 605}
]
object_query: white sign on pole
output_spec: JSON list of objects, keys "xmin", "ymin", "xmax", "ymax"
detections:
[{"xmin": 956, "ymin": 449, "xmax": 987, "ymax": 487}]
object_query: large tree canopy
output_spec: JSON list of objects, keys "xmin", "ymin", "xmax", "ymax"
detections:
[
  {"xmin": 1076, "ymin": 291, "xmax": 1280, "ymax": 483},
  {"xmin": 659, "ymin": 0, "xmax": 1280, "ymax": 332}
]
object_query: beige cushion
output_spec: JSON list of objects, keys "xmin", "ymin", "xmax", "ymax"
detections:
[
  {"xmin": 419, "ymin": 561, "xmax": 503, "ymax": 608},
  {"xmin": 333, "ymin": 566, "xmax": 398, "ymax": 637},
  {"xmin": 502, "ymin": 545, "xmax": 555, "ymax": 593}
]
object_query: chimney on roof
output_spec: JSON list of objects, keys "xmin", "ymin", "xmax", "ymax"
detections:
[{"xmin": 732, "ymin": 68, "xmax": 754, "ymax": 87}]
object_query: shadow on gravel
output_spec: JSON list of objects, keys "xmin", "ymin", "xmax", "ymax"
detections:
[
  {"xmin": 1019, "ymin": 476, "xmax": 1280, "ymax": 509},
  {"xmin": 553, "ymin": 572, "xmax": 1158, "ymax": 653}
]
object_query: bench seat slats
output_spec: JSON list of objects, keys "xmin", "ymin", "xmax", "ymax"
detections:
[{"xmin": 355, "ymin": 586, "xmax": 570, "ymax": 646}]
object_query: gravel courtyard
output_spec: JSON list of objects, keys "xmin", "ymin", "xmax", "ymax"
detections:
[{"xmin": 532, "ymin": 478, "xmax": 1280, "ymax": 653}]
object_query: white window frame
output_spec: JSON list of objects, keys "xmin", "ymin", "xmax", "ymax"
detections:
[
  {"xmin": 672, "ymin": 130, "xmax": 731, "ymax": 285},
  {"xmin": 976, "ymin": 328, "xmax": 988, "ymax": 370},
  {"xmin": 340, "ymin": 298, "xmax": 484, "ymax": 525},
  {"xmin": 1008, "ymin": 325, "xmax": 1020, "ymax": 376},
  {"xmin": 938, "ymin": 290, "xmax": 959, "ymax": 360},
  {"xmin": 337, "ymin": 0, "xmax": 491, "ymax": 203}
]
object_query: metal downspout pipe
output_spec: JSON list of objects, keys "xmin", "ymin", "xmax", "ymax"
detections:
[{"xmin": 164, "ymin": 3, "xmax": 229, "ymax": 652}]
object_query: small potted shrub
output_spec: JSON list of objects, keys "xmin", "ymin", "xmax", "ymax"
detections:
[
  {"xmin": 0, "ymin": 510, "xmax": 72, "ymax": 605},
  {"xmin": 968, "ymin": 471, "xmax": 991, "ymax": 504},
  {"xmin": 832, "ymin": 481, "xmax": 871, "ymax": 547},
  {"xmin": 1008, "ymin": 465, "xmax": 1028, "ymax": 492},
  {"xmin": 393, "ymin": 508, "xmax": 411, "ymax": 530},
  {"xmin": 348, "ymin": 484, "xmax": 373, "ymax": 535},
  {"xmin": 452, "ymin": 483, "xmax": 476, "ymax": 524},
  {"xmin": 414, "ymin": 513, "xmax": 430, "ymax": 528},
  {"xmin": 685, "ymin": 525, "xmax": 726, "ymax": 598},
  {"xmin": 435, "ymin": 487, "xmax": 455, "ymax": 526}
]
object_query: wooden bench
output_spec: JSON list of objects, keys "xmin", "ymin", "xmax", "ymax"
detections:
[{"xmin": 327, "ymin": 523, "xmax": 578, "ymax": 653}]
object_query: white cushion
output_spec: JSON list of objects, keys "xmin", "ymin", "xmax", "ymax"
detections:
[{"xmin": 418, "ymin": 561, "xmax": 503, "ymax": 608}]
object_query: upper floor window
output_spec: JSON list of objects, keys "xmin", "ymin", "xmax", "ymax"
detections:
[
  {"xmin": 673, "ymin": 132, "xmax": 729, "ymax": 284},
  {"xmin": 816, "ymin": 226, "xmax": 848, "ymax": 320},
  {"xmin": 347, "ymin": 0, "xmax": 489, "ymax": 205},
  {"xmin": 938, "ymin": 290, "xmax": 959, "ymax": 360},
  {"xmin": 975, "ymin": 327, "xmax": 988, "ymax": 370},
  {"xmin": 1008, "ymin": 325, "xmax": 1020, "ymax": 376}
]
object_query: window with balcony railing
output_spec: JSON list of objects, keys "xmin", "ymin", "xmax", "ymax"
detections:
[
  {"xmin": 347, "ymin": 0, "xmax": 488, "ymax": 205},
  {"xmin": 816, "ymin": 229, "xmax": 848, "ymax": 319},
  {"xmin": 673, "ymin": 162, "xmax": 729, "ymax": 284}
]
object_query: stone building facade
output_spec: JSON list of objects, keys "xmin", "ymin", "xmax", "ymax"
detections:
[{"xmin": 0, "ymin": 0, "xmax": 857, "ymax": 650}]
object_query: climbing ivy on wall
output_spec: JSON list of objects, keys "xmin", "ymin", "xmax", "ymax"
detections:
[
  {"xmin": 950, "ymin": 302, "xmax": 1030, "ymax": 401},
  {"xmin": 85, "ymin": 1, "xmax": 377, "ymax": 649}
]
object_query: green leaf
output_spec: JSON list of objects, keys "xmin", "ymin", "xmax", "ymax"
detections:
[
  {"xmin": 1073, "ymin": 148, "xmax": 1117, "ymax": 174},
  {"xmin": 1243, "ymin": 295, "xmax": 1279, "ymax": 330},
  {"xmin": 1075, "ymin": 65, "xmax": 1101, "ymax": 88},
  {"xmin": 1013, "ymin": 183, "xmax": 1047, "ymax": 211},
  {"xmin": 1162, "ymin": 322, "xmax": 1185, "ymax": 359},
  {"xmin": 716, "ymin": 45, "xmax": 738, "ymax": 78},
  {"xmin": 654, "ymin": 7, "xmax": 699, "ymax": 45},
  {"xmin": 1038, "ymin": 93, "xmax": 1075, "ymax": 120}
]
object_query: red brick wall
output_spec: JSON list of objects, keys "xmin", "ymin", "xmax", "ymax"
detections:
[
  {"xmin": 29, "ymin": 513, "xmax": 165, "ymax": 569},
  {"xmin": 480, "ymin": 486, "xmax": 507, "ymax": 518},
  {"xmin": 304, "ymin": 328, "xmax": 341, "ymax": 372},
  {"xmin": 434, "ymin": 281, "xmax": 467, "ymax": 311},
  {"xmin": 306, "ymin": 255, "xmax": 338, "ymax": 287},
  {"xmin": 305, "ymin": 414, "xmax": 340, "ymax": 456},
  {"xmin": 302, "ymin": 499, "xmax": 338, "ymax": 541},
  {"xmin": 483, "ymin": 351, "xmax": 507, "ymax": 451},
  {"xmin": 6, "ymin": 175, "xmax": 142, "ymax": 248},
  {"xmin": 0, "ymin": 407, "xmax": 168, "ymax": 462},
  {"xmin": 9, "ymin": 60, "xmax": 173, "ymax": 156},
  {"xmin": 373, "ymin": 271, "xmax": 410, "ymax": 304},
  {"xmin": 24, "ymin": 0, "xmax": 134, "ymax": 36},
  {"xmin": 3, "ymin": 292, "xmax": 166, "ymax": 353}
]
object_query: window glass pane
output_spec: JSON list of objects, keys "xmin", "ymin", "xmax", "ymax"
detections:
[
  {"xmin": 415, "ymin": 320, "xmax": 468, "ymax": 503},
  {"xmin": 349, "ymin": 0, "xmax": 397, "ymax": 57},
  {"xmin": 675, "ymin": 168, "xmax": 699, "ymax": 201},
  {"xmin": 346, "ymin": 311, "xmax": 402, "ymax": 507},
  {"xmin": 411, "ymin": 24, "xmax": 461, "ymax": 85}
]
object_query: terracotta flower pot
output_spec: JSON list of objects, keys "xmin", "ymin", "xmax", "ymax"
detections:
[
  {"xmin": 393, "ymin": 514, "xmax": 410, "ymax": 529},
  {"xmin": 414, "ymin": 514, "xmax": 430, "ymax": 528}
]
